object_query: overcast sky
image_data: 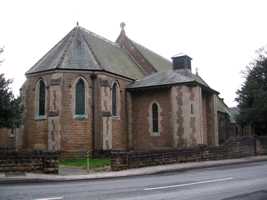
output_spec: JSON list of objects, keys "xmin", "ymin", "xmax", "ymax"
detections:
[{"xmin": 1, "ymin": 0, "xmax": 267, "ymax": 107}]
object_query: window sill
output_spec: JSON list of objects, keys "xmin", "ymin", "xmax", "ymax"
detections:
[
  {"xmin": 150, "ymin": 132, "xmax": 160, "ymax": 137},
  {"xmin": 35, "ymin": 115, "xmax": 47, "ymax": 121},
  {"xmin": 112, "ymin": 115, "xmax": 120, "ymax": 120},
  {"xmin": 74, "ymin": 114, "xmax": 88, "ymax": 120}
]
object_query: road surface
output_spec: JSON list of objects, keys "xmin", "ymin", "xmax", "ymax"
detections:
[{"xmin": 1, "ymin": 161, "xmax": 267, "ymax": 200}]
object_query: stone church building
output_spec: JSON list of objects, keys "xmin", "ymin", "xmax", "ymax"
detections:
[{"xmin": 21, "ymin": 23, "xmax": 220, "ymax": 155}]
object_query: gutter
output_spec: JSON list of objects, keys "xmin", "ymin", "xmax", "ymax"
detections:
[
  {"xmin": 25, "ymin": 69, "xmax": 136, "ymax": 82},
  {"xmin": 127, "ymin": 81, "xmax": 219, "ymax": 94}
]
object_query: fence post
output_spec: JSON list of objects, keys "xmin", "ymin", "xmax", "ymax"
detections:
[
  {"xmin": 254, "ymin": 136, "xmax": 257, "ymax": 156},
  {"xmin": 87, "ymin": 150, "xmax": 90, "ymax": 173}
]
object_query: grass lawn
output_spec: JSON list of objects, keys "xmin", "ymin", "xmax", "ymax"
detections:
[{"xmin": 60, "ymin": 158, "xmax": 111, "ymax": 169}]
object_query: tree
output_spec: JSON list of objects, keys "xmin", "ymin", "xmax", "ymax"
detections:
[
  {"xmin": 0, "ymin": 47, "xmax": 4, "ymax": 64},
  {"xmin": 0, "ymin": 48, "xmax": 22, "ymax": 128},
  {"xmin": 236, "ymin": 48, "xmax": 267, "ymax": 135}
]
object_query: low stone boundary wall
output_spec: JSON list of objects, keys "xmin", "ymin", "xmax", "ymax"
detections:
[
  {"xmin": 0, "ymin": 150, "xmax": 59, "ymax": 174},
  {"xmin": 0, "ymin": 128, "xmax": 15, "ymax": 149},
  {"xmin": 111, "ymin": 136, "xmax": 267, "ymax": 171},
  {"xmin": 60, "ymin": 151, "xmax": 89, "ymax": 159},
  {"xmin": 60, "ymin": 150, "xmax": 111, "ymax": 159},
  {"xmin": 256, "ymin": 136, "xmax": 267, "ymax": 155}
]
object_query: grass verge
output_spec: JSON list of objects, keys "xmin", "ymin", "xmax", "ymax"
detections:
[{"xmin": 60, "ymin": 158, "xmax": 111, "ymax": 169}]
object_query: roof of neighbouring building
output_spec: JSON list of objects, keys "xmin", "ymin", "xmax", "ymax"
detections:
[
  {"xmin": 229, "ymin": 107, "xmax": 239, "ymax": 122},
  {"xmin": 127, "ymin": 68, "xmax": 217, "ymax": 93},
  {"xmin": 217, "ymin": 98, "xmax": 236, "ymax": 123}
]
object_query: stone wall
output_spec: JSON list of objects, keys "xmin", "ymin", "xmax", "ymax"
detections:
[
  {"xmin": 111, "ymin": 136, "xmax": 267, "ymax": 171},
  {"xmin": 23, "ymin": 74, "xmax": 51, "ymax": 150},
  {"xmin": 97, "ymin": 74, "xmax": 130, "ymax": 151},
  {"xmin": 256, "ymin": 136, "xmax": 267, "ymax": 155},
  {"xmin": 217, "ymin": 112, "xmax": 238, "ymax": 144},
  {"xmin": 131, "ymin": 88, "xmax": 173, "ymax": 150},
  {"xmin": 171, "ymin": 85, "xmax": 203, "ymax": 148},
  {"xmin": 202, "ymin": 91, "xmax": 218, "ymax": 145},
  {"xmin": 0, "ymin": 150, "xmax": 59, "ymax": 174},
  {"xmin": 0, "ymin": 128, "xmax": 14, "ymax": 148},
  {"xmin": 0, "ymin": 128, "xmax": 23, "ymax": 150},
  {"xmin": 23, "ymin": 70, "xmax": 131, "ymax": 156},
  {"xmin": 60, "ymin": 72, "xmax": 92, "ymax": 154}
]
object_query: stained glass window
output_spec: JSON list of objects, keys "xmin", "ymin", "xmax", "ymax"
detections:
[
  {"xmin": 75, "ymin": 79, "xmax": 85, "ymax": 115},
  {"xmin": 152, "ymin": 103, "xmax": 159, "ymax": 132},
  {"xmin": 38, "ymin": 80, "xmax": 45, "ymax": 116},
  {"xmin": 112, "ymin": 83, "xmax": 117, "ymax": 116}
]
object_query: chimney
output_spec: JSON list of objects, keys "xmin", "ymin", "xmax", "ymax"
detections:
[{"xmin": 171, "ymin": 54, "xmax": 192, "ymax": 71}]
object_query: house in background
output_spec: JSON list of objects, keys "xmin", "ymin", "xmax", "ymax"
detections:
[
  {"xmin": 216, "ymin": 98, "xmax": 238, "ymax": 144},
  {"xmin": 216, "ymin": 98, "xmax": 255, "ymax": 144},
  {"xmin": 20, "ymin": 23, "xmax": 222, "ymax": 156}
]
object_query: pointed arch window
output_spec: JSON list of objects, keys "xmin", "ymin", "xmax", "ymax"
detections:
[
  {"xmin": 38, "ymin": 80, "xmax": 46, "ymax": 116},
  {"xmin": 35, "ymin": 79, "xmax": 46, "ymax": 119},
  {"xmin": 152, "ymin": 103, "xmax": 159, "ymax": 133},
  {"xmin": 112, "ymin": 83, "xmax": 118, "ymax": 116},
  {"xmin": 75, "ymin": 79, "xmax": 85, "ymax": 115},
  {"xmin": 149, "ymin": 101, "xmax": 161, "ymax": 136}
]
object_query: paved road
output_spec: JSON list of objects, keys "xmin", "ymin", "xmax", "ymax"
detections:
[{"xmin": 1, "ymin": 161, "xmax": 267, "ymax": 200}]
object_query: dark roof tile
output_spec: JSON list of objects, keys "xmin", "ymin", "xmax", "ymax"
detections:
[
  {"xmin": 26, "ymin": 26, "xmax": 144, "ymax": 79},
  {"xmin": 128, "ymin": 69, "xmax": 216, "ymax": 92}
]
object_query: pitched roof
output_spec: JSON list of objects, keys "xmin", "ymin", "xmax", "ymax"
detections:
[
  {"xmin": 217, "ymin": 98, "xmax": 236, "ymax": 123},
  {"xmin": 130, "ymin": 40, "xmax": 173, "ymax": 72},
  {"xmin": 127, "ymin": 68, "xmax": 217, "ymax": 93},
  {"xmin": 26, "ymin": 26, "xmax": 144, "ymax": 79},
  {"xmin": 116, "ymin": 28, "xmax": 173, "ymax": 75},
  {"xmin": 26, "ymin": 24, "xmax": 218, "ymax": 95}
]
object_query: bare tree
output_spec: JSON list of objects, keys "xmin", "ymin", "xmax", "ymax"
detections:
[{"xmin": 0, "ymin": 47, "xmax": 4, "ymax": 64}]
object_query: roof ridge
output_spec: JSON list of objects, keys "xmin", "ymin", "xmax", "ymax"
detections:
[
  {"xmin": 129, "ymin": 38, "xmax": 171, "ymax": 63},
  {"xmin": 126, "ymin": 37, "xmax": 157, "ymax": 74},
  {"xmin": 119, "ymin": 47, "xmax": 147, "ymax": 76},
  {"xmin": 79, "ymin": 26, "xmax": 120, "ymax": 48},
  {"xmin": 55, "ymin": 27, "xmax": 76, "ymax": 68},
  {"xmin": 80, "ymin": 28, "xmax": 103, "ymax": 69},
  {"xmin": 26, "ymin": 27, "xmax": 76, "ymax": 74}
]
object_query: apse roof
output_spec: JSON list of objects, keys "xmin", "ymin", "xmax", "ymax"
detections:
[{"xmin": 26, "ymin": 26, "xmax": 144, "ymax": 79}]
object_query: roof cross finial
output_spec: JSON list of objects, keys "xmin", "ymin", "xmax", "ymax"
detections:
[
  {"xmin": 76, "ymin": 21, "xmax": 79, "ymax": 26},
  {"xmin": 120, "ymin": 22, "xmax": 126, "ymax": 30},
  {"xmin": 196, "ymin": 67, "xmax": 199, "ymax": 76}
]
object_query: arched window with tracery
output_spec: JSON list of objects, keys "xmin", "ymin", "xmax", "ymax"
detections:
[{"xmin": 75, "ymin": 78, "xmax": 85, "ymax": 115}]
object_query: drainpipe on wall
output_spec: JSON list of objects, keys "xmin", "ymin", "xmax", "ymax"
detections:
[{"xmin": 90, "ymin": 73, "xmax": 97, "ymax": 156}]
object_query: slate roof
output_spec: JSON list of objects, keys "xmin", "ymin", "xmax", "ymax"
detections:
[
  {"xmin": 130, "ymin": 40, "xmax": 173, "ymax": 72},
  {"xmin": 26, "ymin": 26, "xmax": 144, "ymax": 79},
  {"xmin": 127, "ymin": 68, "xmax": 217, "ymax": 93},
  {"xmin": 26, "ymin": 24, "xmax": 218, "ymax": 95},
  {"xmin": 217, "ymin": 98, "xmax": 236, "ymax": 123},
  {"xmin": 229, "ymin": 107, "xmax": 239, "ymax": 123}
]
